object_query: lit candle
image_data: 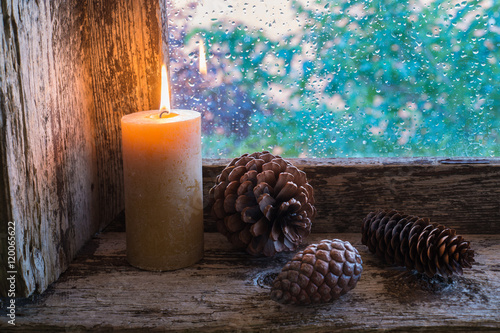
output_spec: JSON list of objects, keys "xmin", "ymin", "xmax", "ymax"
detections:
[{"xmin": 121, "ymin": 65, "xmax": 203, "ymax": 271}]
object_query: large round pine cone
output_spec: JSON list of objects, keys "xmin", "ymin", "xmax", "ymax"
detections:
[
  {"xmin": 361, "ymin": 210, "xmax": 474, "ymax": 277},
  {"xmin": 209, "ymin": 151, "xmax": 316, "ymax": 256},
  {"xmin": 270, "ymin": 239, "xmax": 363, "ymax": 305}
]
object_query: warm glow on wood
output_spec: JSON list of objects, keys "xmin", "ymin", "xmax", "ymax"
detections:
[{"xmin": 159, "ymin": 64, "xmax": 171, "ymax": 113}]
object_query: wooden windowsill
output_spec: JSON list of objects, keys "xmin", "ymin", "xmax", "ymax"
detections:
[{"xmin": 5, "ymin": 231, "xmax": 500, "ymax": 331}]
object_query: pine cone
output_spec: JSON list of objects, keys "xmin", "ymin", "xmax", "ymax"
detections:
[
  {"xmin": 209, "ymin": 151, "xmax": 316, "ymax": 256},
  {"xmin": 270, "ymin": 239, "xmax": 363, "ymax": 305},
  {"xmin": 361, "ymin": 210, "xmax": 475, "ymax": 277}
]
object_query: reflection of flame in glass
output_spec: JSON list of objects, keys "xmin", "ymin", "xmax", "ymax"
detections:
[
  {"xmin": 160, "ymin": 64, "xmax": 171, "ymax": 113},
  {"xmin": 199, "ymin": 42, "xmax": 207, "ymax": 75}
]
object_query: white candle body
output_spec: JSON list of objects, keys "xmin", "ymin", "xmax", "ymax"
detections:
[{"xmin": 121, "ymin": 110, "xmax": 203, "ymax": 271}]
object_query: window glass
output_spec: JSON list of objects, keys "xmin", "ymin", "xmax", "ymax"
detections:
[{"xmin": 166, "ymin": 0, "xmax": 499, "ymax": 158}]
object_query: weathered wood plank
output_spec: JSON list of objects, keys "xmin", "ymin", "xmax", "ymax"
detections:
[
  {"xmin": 1, "ymin": 232, "xmax": 498, "ymax": 331},
  {"xmin": 203, "ymin": 157, "xmax": 500, "ymax": 234},
  {"xmin": 0, "ymin": 0, "xmax": 97, "ymax": 297},
  {"xmin": 87, "ymin": 0, "xmax": 163, "ymax": 226},
  {"xmin": 0, "ymin": 0, "xmax": 163, "ymax": 297}
]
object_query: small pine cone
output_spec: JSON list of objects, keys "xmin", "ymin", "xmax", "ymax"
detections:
[
  {"xmin": 209, "ymin": 151, "xmax": 316, "ymax": 256},
  {"xmin": 361, "ymin": 210, "xmax": 475, "ymax": 277},
  {"xmin": 270, "ymin": 239, "xmax": 363, "ymax": 305}
]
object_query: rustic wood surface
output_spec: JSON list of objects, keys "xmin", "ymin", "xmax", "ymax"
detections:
[
  {"xmin": 2, "ymin": 0, "xmax": 499, "ymax": 303},
  {"xmin": 1, "ymin": 0, "xmax": 97, "ymax": 297},
  {"xmin": 87, "ymin": 0, "xmax": 163, "ymax": 227},
  {"xmin": 1, "ymin": 232, "xmax": 498, "ymax": 332},
  {"xmin": 203, "ymin": 157, "xmax": 500, "ymax": 234},
  {"xmin": 0, "ymin": 0, "xmax": 163, "ymax": 297}
]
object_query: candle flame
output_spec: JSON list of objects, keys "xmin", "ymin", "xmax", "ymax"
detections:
[
  {"xmin": 159, "ymin": 64, "xmax": 171, "ymax": 114},
  {"xmin": 199, "ymin": 42, "xmax": 207, "ymax": 75}
]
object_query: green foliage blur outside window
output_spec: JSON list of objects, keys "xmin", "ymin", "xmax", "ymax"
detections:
[{"xmin": 166, "ymin": 0, "xmax": 499, "ymax": 158}]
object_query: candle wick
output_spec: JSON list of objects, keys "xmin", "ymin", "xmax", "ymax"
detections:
[{"xmin": 159, "ymin": 108, "xmax": 170, "ymax": 118}]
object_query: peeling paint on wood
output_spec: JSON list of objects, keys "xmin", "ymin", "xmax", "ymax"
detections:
[{"xmin": 0, "ymin": 232, "xmax": 498, "ymax": 331}]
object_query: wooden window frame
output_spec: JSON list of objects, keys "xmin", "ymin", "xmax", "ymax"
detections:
[{"xmin": 202, "ymin": 157, "xmax": 500, "ymax": 234}]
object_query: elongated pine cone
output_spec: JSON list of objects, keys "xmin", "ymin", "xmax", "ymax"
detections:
[
  {"xmin": 361, "ymin": 210, "xmax": 474, "ymax": 277},
  {"xmin": 209, "ymin": 151, "xmax": 316, "ymax": 256},
  {"xmin": 270, "ymin": 239, "xmax": 363, "ymax": 305}
]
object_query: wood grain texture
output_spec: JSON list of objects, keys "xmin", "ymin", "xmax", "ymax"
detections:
[
  {"xmin": 87, "ymin": 0, "xmax": 162, "ymax": 226},
  {"xmin": 0, "ymin": 0, "xmax": 163, "ymax": 297},
  {"xmin": 1, "ymin": 232, "xmax": 498, "ymax": 331},
  {"xmin": 0, "ymin": 0, "xmax": 97, "ymax": 297},
  {"xmin": 202, "ymin": 157, "xmax": 500, "ymax": 234}
]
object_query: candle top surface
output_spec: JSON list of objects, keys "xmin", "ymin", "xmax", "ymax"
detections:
[{"xmin": 122, "ymin": 110, "xmax": 200, "ymax": 125}]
